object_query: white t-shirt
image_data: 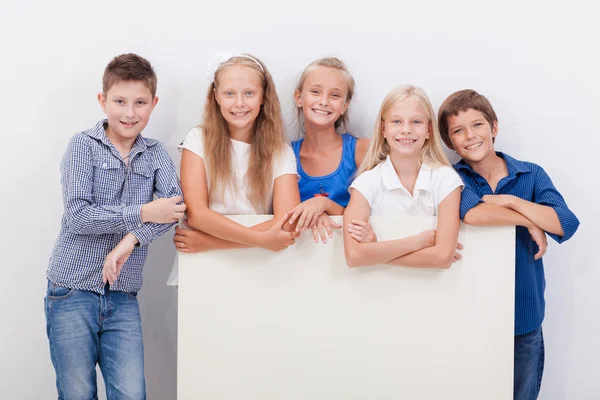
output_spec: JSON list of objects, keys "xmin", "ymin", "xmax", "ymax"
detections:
[
  {"xmin": 349, "ymin": 156, "xmax": 464, "ymax": 216},
  {"xmin": 180, "ymin": 127, "xmax": 298, "ymax": 214},
  {"xmin": 167, "ymin": 127, "xmax": 297, "ymax": 286}
]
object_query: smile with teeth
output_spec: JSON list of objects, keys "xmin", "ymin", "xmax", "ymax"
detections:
[
  {"xmin": 312, "ymin": 109, "xmax": 331, "ymax": 115},
  {"xmin": 121, "ymin": 121, "xmax": 138, "ymax": 126},
  {"xmin": 465, "ymin": 142, "xmax": 483, "ymax": 150},
  {"xmin": 395, "ymin": 138, "xmax": 417, "ymax": 145},
  {"xmin": 231, "ymin": 111, "xmax": 249, "ymax": 117}
]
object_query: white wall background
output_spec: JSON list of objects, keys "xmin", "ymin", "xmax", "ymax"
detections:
[{"xmin": 0, "ymin": 0, "xmax": 597, "ymax": 398}]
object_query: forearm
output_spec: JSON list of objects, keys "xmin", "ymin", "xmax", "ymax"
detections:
[
  {"xmin": 345, "ymin": 235, "xmax": 426, "ymax": 268},
  {"xmin": 387, "ymin": 245, "xmax": 453, "ymax": 269},
  {"xmin": 186, "ymin": 209, "xmax": 262, "ymax": 247},
  {"xmin": 507, "ymin": 198, "xmax": 564, "ymax": 236},
  {"xmin": 324, "ymin": 198, "xmax": 345, "ymax": 215},
  {"xmin": 463, "ymin": 203, "xmax": 534, "ymax": 228},
  {"xmin": 65, "ymin": 201, "xmax": 143, "ymax": 235}
]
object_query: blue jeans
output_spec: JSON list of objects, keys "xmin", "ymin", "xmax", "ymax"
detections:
[
  {"xmin": 514, "ymin": 326, "xmax": 545, "ymax": 400},
  {"xmin": 44, "ymin": 280, "xmax": 146, "ymax": 400}
]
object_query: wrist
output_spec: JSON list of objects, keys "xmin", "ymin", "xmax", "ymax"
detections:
[{"xmin": 140, "ymin": 204, "xmax": 149, "ymax": 223}]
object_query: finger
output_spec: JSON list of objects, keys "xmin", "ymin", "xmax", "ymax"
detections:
[
  {"xmin": 351, "ymin": 219, "xmax": 369, "ymax": 227},
  {"xmin": 102, "ymin": 266, "xmax": 107, "ymax": 283},
  {"xmin": 311, "ymin": 226, "xmax": 319, "ymax": 243},
  {"xmin": 329, "ymin": 219, "xmax": 342, "ymax": 229},
  {"xmin": 456, "ymin": 242, "xmax": 464, "ymax": 250},
  {"xmin": 174, "ymin": 204, "xmax": 187, "ymax": 212},
  {"xmin": 454, "ymin": 251, "xmax": 462, "ymax": 261},
  {"xmin": 318, "ymin": 225, "xmax": 327, "ymax": 244},
  {"xmin": 296, "ymin": 212, "xmax": 309, "ymax": 232},
  {"xmin": 170, "ymin": 195, "xmax": 183, "ymax": 203},
  {"xmin": 183, "ymin": 220, "xmax": 193, "ymax": 229},
  {"xmin": 287, "ymin": 207, "xmax": 302, "ymax": 224},
  {"xmin": 323, "ymin": 220, "xmax": 333, "ymax": 238},
  {"xmin": 274, "ymin": 212, "xmax": 289, "ymax": 229},
  {"xmin": 350, "ymin": 233, "xmax": 364, "ymax": 242},
  {"xmin": 308, "ymin": 213, "xmax": 320, "ymax": 229}
]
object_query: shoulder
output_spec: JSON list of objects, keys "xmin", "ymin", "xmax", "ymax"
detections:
[
  {"xmin": 180, "ymin": 126, "xmax": 204, "ymax": 157},
  {"xmin": 352, "ymin": 163, "xmax": 383, "ymax": 188},
  {"xmin": 353, "ymin": 137, "xmax": 370, "ymax": 166},
  {"xmin": 432, "ymin": 164, "xmax": 462, "ymax": 180}
]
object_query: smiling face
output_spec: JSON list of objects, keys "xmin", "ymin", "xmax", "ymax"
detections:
[
  {"xmin": 98, "ymin": 79, "xmax": 158, "ymax": 146},
  {"xmin": 382, "ymin": 98, "xmax": 431, "ymax": 158},
  {"xmin": 447, "ymin": 108, "xmax": 498, "ymax": 163},
  {"xmin": 214, "ymin": 64, "xmax": 264, "ymax": 137},
  {"xmin": 295, "ymin": 66, "xmax": 349, "ymax": 130}
]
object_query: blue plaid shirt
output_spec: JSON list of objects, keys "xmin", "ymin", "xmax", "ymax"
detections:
[
  {"xmin": 47, "ymin": 120, "xmax": 182, "ymax": 294},
  {"xmin": 455, "ymin": 152, "xmax": 579, "ymax": 335}
]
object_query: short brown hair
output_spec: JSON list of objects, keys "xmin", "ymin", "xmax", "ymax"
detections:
[
  {"xmin": 102, "ymin": 53, "xmax": 157, "ymax": 97},
  {"xmin": 438, "ymin": 89, "xmax": 498, "ymax": 149}
]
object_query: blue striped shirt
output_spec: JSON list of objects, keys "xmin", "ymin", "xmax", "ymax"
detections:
[
  {"xmin": 454, "ymin": 152, "xmax": 579, "ymax": 335},
  {"xmin": 47, "ymin": 120, "xmax": 182, "ymax": 294}
]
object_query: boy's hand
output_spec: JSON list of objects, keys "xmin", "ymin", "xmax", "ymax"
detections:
[
  {"xmin": 311, "ymin": 214, "xmax": 342, "ymax": 244},
  {"xmin": 287, "ymin": 197, "xmax": 328, "ymax": 232},
  {"xmin": 347, "ymin": 219, "xmax": 377, "ymax": 244},
  {"xmin": 141, "ymin": 196, "xmax": 186, "ymax": 224},
  {"xmin": 482, "ymin": 194, "xmax": 515, "ymax": 208},
  {"xmin": 103, "ymin": 234, "xmax": 137, "ymax": 284},
  {"xmin": 527, "ymin": 225, "xmax": 548, "ymax": 260},
  {"xmin": 259, "ymin": 213, "xmax": 300, "ymax": 252},
  {"xmin": 173, "ymin": 221, "xmax": 211, "ymax": 253}
]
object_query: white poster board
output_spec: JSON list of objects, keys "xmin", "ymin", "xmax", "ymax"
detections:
[{"xmin": 178, "ymin": 216, "xmax": 515, "ymax": 399}]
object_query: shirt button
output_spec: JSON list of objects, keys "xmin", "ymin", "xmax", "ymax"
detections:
[
  {"xmin": 102, "ymin": 163, "xmax": 108, "ymax": 169},
  {"xmin": 138, "ymin": 223, "xmax": 142, "ymax": 228},
  {"xmin": 480, "ymin": 182, "xmax": 485, "ymax": 187}
]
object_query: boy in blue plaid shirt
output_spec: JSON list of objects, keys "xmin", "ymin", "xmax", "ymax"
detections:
[{"xmin": 45, "ymin": 53, "xmax": 185, "ymax": 399}]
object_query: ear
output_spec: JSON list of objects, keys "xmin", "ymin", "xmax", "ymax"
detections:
[
  {"xmin": 491, "ymin": 120, "xmax": 499, "ymax": 139},
  {"xmin": 151, "ymin": 96, "xmax": 159, "ymax": 110},
  {"xmin": 98, "ymin": 93, "xmax": 107, "ymax": 113},
  {"xmin": 426, "ymin": 121, "xmax": 432, "ymax": 140},
  {"xmin": 294, "ymin": 89, "xmax": 301, "ymax": 107},
  {"xmin": 342, "ymin": 100, "xmax": 349, "ymax": 115},
  {"xmin": 213, "ymin": 87, "xmax": 221, "ymax": 106}
]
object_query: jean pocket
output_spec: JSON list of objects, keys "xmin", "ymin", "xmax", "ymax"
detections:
[
  {"xmin": 47, "ymin": 282, "xmax": 76, "ymax": 301},
  {"xmin": 127, "ymin": 292, "xmax": 138, "ymax": 300}
]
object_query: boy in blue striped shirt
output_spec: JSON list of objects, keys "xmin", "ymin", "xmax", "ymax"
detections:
[
  {"xmin": 438, "ymin": 89, "xmax": 579, "ymax": 400},
  {"xmin": 45, "ymin": 53, "xmax": 185, "ymax": 399}
]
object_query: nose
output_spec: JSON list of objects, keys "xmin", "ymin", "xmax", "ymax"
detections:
[
  {"xmin": 235, "ymin": 93, "xmax": 245, "ymax": 107},
  {"xmin": 400, "ymin": 122, "xmax": 412, "ymax": 134},
  {"xmin": 464, "ymin": 127, "xmax": 475, "ymax": 139},
  {"xmin": 125, "ymin": 104, "xmax": 135, "ymax": 118},
  {"xmin": 319, "ymin": 93, "xmax": 329, "ymax": 106}
]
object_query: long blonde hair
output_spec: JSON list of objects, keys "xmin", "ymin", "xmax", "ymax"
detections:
[
  {"xmin": 201, "ymin": 54, "xmax": 285, "ymax": 213},
  {"xmin": 357, "ymin": 85, "xmax": 450, "ymax": 175},
  {"xmin": 294, "ymin": 57, "xmax": 355, "ymax": 135}
]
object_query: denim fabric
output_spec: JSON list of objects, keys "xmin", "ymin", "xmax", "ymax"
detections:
[
  {"xmin": 514, "ymin": 326, "xmax": 545, "ymax": 400},
  {"xmin": 45, "ymin": 280, "xmax": 146, "ymax": 399}
]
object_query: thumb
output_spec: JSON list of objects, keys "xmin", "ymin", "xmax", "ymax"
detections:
[
  {"xmin": 275, "ymin": 213, "xmax": 289, "ymax": 229},
  {"xmin": 170, "ymin": 195, "xmax": 183, "ymax": 204}
]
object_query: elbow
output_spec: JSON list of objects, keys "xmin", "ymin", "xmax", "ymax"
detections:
[
  {"xmin": 462, "ymin": 210, "xmax": 480, "ymax": 226},
  {"xmin": 186, "ymin": 210, "xmax": 207, "ymax": 231},
  {"xmin": 344, "ymin": 248, "xmax": 363, "ymax": 268},
  {"xmin": 65, "ymin": 213, "xmax": 87, "ymax": 234},
  {"xmin": 431, "ymin": 250, "xmax": 455, "ymax": 270}
]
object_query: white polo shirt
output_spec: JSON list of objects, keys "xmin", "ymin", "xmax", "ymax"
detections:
[{"xmin": 349, "ymin": 156, "xmax": 464, "ymax": 216}]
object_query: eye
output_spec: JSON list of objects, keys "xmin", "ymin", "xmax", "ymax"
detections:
[
  {"xmin": 310, "ymin": 90, "xmax": 319, "ymax": 95},
  {"xmin": 391, "ymin": 120, "xmax": 400, "ymax": 124},
  {"xmin": 474, "ymin": 122, "xmax": 483, "ymax": 127},
  {"xmin": 452, "ymin": 128, "xmax": 463, "ymax": 134},
  {"xmin": 331, "ymin": 93, "xmax": 341, "ymax": 99},
  {"xmin": 136, "ymin": 100, "xmax": 148, "ymax": 105},
  {"xmin": 245, "ymin": 91, "xmax": 254, "ymax": 96},
  {"xmin": 224, "ymin": 91, "xmax": 234, "ymax": 97},
  {"xmin": 412, "ymin": 120, "xmax": 423, "ymax": 125},
  {"xmin": 115, "ymin": 99, "xmax": 125, "ymax": 104}
]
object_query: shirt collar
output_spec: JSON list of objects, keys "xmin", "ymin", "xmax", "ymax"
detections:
[
  {"xmin": 381, "ymin": 156, "xmax": 433, "ymax": 193},
  {"xmin": 455, "ymin": 151, "xmax": 530, "ymax": 176},
  {"xmin": 83, "ymin": 119, "xmax": 158, "ymax": 155}
]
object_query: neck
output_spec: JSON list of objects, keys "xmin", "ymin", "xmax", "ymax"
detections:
[
  {"xmin": 303, "ymin": 123, "xmax": 341, "ymax": 152},
  {"xmin": 468, "ymin": 151, "xmax": 505, "ymax": 181},
  {"xmin": 105, "ymin": 127, "xmax": 136, "ymax": 155},
  {"xmin": 228, "ymin": 124, "xmax": 254, "ymax": 143},
  {"xmin": 390, "ymin": 152, "xmax": 421, "ymax": 183}
]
